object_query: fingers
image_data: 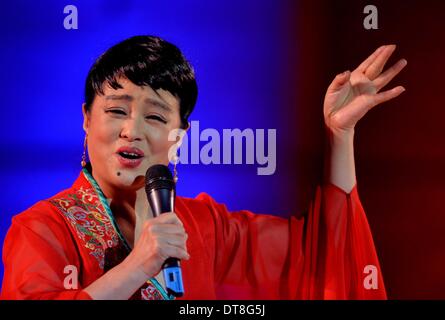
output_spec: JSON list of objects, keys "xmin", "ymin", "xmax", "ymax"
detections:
[
  {"xmin": 371, "ymin": 86, "xmax": 406, "ymax": 107},
  {"xmin": 327, "ymin": 70, "xmax": 351, "ymax": 94},
  {"xmin": 153, "ymin": 212, "xmax": 184, "ymax": 227},
  {"xmin": 373, "ymin": 59, "xmax": 407, "ymax": 91},
  {"xmin": 158, "ymin": 233, "xmax": 188, "ymax": 248},
  {"xmin": 148, "ymin": 223, "xmax": 187, "ymax": 235},
  {"xmin": 161, "ymin": 245, "xmax": 190, "ymax": 260},
  {"xmin": 356, "ymin": 45, "xmax": 386, "ymax": 72},
  {"xmin": 363, "ymin": 45, "xmax": 397, "ymax": 80},
  {"xmin": 156, "ymin": 232, "xmax": 189, "ymax": 260},
  {"xmin": 144, "ymin": 213, "xmax": 186, "ymax": 236},
  {"xmin": 145, "ymin": 221, "xmax": 189, "ymax": 260}
]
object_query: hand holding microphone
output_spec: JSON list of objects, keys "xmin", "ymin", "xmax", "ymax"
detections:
[{"xmin": 125, "ymin": 165, "xmax": 187, "ymax": 297}]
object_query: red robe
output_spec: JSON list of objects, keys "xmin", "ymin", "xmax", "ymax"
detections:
[{"xmin": 1, "ymin": 168, "xmax": 386, "ymax": 299}]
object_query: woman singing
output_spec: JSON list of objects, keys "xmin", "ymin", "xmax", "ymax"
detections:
[{"xmin": 1, "ymin": 36, "xmax": 406, "ymax": 300}]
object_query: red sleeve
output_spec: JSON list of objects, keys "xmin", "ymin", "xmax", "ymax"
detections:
[
  {"xmin": 1, "ymin": 203, "xmax": 92, "ymax": 300},
  {"xmin": 198, "ymin": 183, "xmax": 387, "ymax": 300}
]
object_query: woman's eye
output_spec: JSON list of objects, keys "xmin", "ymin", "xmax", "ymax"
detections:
[
  {"xmin": 106, "ymin": 109, "xmax": 127, "ymax": 116},
  {"xmin": 108, "ymin": 109, "xmax": 126, "ymax": 115},
  {"xmin": 146, "ymin": 115, "xmax": 167, "ymax": 124}
]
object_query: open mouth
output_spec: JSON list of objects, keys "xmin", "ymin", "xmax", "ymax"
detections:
[
  {"xmin": 116, "ymin": 147, "xmax": 145, "ymax": 168},
  {"xmin": 118, "ymin": 151, "xmax": 143, "ymax": 160}
]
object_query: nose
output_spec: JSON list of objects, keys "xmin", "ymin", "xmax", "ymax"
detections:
[{"xmin": 120, "ymin": 117, "xmax": 143, "ymax": 141}]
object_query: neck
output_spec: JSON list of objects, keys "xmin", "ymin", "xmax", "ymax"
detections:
[
  {"xmin": 108, "ymin": 187, "xmax": 153, "ymax": 219},
  {"xmin": 89, "ymin": 172, "xmax": 153, "ymax": 244}
]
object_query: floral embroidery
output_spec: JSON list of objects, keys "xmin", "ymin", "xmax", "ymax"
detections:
[
  {"xmin": 49, "ymin": 186, "xmax": 120, "ymax": 270},
  {"xmin": 141, "ymin": 282, "xmax": 165, "ymax": 300}
]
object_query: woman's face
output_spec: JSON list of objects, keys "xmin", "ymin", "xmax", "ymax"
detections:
[{"xmin": 82, "ymin": 78, "xmax": 182, "ymax": 193}]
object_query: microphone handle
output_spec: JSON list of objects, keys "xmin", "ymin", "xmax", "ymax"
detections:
[{"xmin": 147, "ymin": 188, "xmax": 184, "ymax": 298}]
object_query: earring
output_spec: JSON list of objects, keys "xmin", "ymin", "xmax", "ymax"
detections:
[
  {"xmin": 172, "ymin": 153, "xmax": 179, "ymax": 184},
  {"xmin": 81, "ymin": 134, "xmax": 88, "ymax": 168}
]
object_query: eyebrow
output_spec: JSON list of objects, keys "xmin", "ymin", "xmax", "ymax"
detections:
[
  {"xmin": 104, "ymin": 94, "xmax": 173, "ymax": 113},
  {"xmin": 145, "ymin": 97, "xmax": 173, "ymax": 113},
  {"xmin": 105, "ymin": 94, "xmax": 133, "ymax": 101}
]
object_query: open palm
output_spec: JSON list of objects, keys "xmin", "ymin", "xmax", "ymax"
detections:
[{"xmin": 324, "ymin": 45, "xmax": 407, "ymax": 134}]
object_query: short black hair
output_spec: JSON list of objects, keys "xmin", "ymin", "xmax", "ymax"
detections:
[{"xmin": 84, "ymin": 35, "xmax": 197, "ymax": 128}]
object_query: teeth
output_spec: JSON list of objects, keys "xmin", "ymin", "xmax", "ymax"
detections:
[{"xmin": 119, "ymin": 151, "xmax": 142, "ymax": 160}]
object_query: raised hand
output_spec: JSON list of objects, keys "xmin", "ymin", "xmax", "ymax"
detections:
[{"xmin": 324, "ymin": 45, "xmax": 407, "ymax": 135}]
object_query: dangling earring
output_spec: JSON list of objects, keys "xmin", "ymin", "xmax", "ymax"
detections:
[
  {"xmin": 172, "ymin": 153, "xmax": 179, "ymax": 184},
  {"xmin": 81, "ymin": 133, "xmax": 88, "ymax": 168}
]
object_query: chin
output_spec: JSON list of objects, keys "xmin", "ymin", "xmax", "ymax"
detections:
[{"xmin": 114, "ymin": 168, "xmax": 146, "ymax": 189}]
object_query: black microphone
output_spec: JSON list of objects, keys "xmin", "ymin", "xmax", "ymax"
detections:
[{"xmin": 145, "ymin": 164, "xmax": 184, "ymax": 298}]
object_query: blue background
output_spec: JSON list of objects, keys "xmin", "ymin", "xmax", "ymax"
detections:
[{"xmin": 0, "ymin": 0, "xmax": 296, "ymax": 284}]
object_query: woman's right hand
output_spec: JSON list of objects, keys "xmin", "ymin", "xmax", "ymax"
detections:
[
  {"xmin": 124, "ymin": 212, "xmax": 190, "ymax": 279},
  {"xmin": 84, "ymin": 212, "xmax": 188, "ymax": 300}
]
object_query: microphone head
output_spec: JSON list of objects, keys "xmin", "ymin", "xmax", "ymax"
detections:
[{"xmin": 145, "ymin": 164, "xmax": 175, "ymax": 195}]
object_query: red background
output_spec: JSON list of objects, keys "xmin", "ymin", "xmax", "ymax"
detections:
[{"xmin": 282, "ymin": 0, "xmax": 445, "ymax": 299}]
